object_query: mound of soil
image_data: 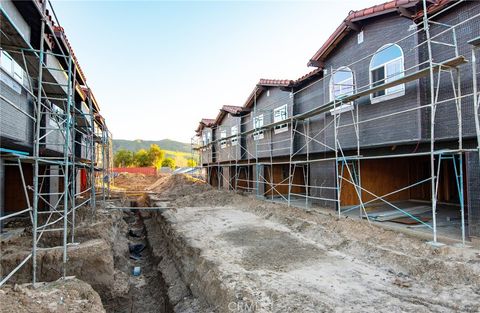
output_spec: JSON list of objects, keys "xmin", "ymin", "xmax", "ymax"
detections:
[
  {"xmin": 113, "ymin": 173, "xmax": 161, "ymax": 191},
  {"xmin": 147, "ymin": 174, "xmax": 211, "ymax": 197},
  {"xmin": 0, "ymin": 278, "xmax": 105, "ymax": 313}
]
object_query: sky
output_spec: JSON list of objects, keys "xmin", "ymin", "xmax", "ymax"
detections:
[{"xmin": 52, "ymin": 0, "xmax": 382, "ymax": 143}]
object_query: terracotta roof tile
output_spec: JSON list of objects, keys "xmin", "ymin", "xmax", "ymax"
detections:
[
  {"xmin": 258, "ymin": 78, "xmax": 293, "ymax": 87},
  {"xmin": 196, "ymin": 118, "xmax": 216, "ymax": 133},
  {"xmin": 201, "ymin": 118, "xmax": 216, "ymax": 126},
  {"xmin": 52, "ymin": 26, "xmax": 87, "ymax": 83},
  {"xmin": 221, "ymin": 105, "xmax": 244, "ymax": 115},
  {"xmin": 308, "ymin": 0, "xmax": 442, "ymax": 66},
  {"xmin": 293, "ymin": 68, "xmax": 323, "ymax": 86}
]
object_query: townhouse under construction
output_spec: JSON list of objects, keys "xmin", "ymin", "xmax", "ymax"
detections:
[
  {"xmin": 2, "ymin": 0, "xmax": 480, "ymax": 312},
  {"xmin": 0, "ymin": 0, "xmax": 112, "ymax": 286},
  {"xmin": 194, "ymin": 0, "xmax": 480, "ymax": 245}
]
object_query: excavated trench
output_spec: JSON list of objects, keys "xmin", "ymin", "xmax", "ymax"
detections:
[
  {"xmin": 104, "ymin": 197, "xmax": 174, "ymax": 313},
  {"xmin": 0, "ymin": 195, "xmax": 187, "ymax": 313}
]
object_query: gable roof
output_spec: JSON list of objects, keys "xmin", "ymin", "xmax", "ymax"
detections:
[
  {"xmin": 307, "ymin": 0, "xmax": 451, "ymax": 67},
  {"xmin": 243, "ymin": 78, "xmax": 294, "ymax": 109},
  {"xmin": 221, "ymin": 105, "xmax": 244, "ymax": 115},
  {"xmin": 214, "ymin": 105, "xmax": 245, "ymax": 126},
  {"xmin": 195, "ymin": 118, "xmax": 216, "ymax": 134}
]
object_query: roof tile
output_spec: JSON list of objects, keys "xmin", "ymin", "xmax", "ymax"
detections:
[
  {"xmin": 221, "ymin": 105, "xmax": 243, "ymax": 115},
  {"xmin": 309, "ymin": 0, "xmax": 431, "ymax": 65}
]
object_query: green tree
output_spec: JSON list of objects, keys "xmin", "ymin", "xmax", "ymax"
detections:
[
  {"xmin": 114, "ymin": 149, "xmax": 134, "ymax": 167},
  {"xmin": 134, "ymin": 149, "xmax": 151, "ymax": 167},
  {"xmin": 186, "ymin": 158, "xmax": 197, "ymax": 167},
  {"xmin": 148, "ymin": 144, "xmax": 165, "ymax": 169},
  {"xmin": 161, "ymin": 157, "xmax": 176, "ymax": 169}
]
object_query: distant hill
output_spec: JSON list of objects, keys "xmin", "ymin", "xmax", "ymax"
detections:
[{"xmin": 112, "ymin": 139, "xmax": 191, "ymax": 154}]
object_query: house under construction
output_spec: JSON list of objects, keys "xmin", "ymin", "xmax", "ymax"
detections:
[
  {"xmin": 0, "ymin": 0, "xmax": 112, "ymax": 286},
  {"xmin": 194, "ymin": 0, "xmax": 480, "ymax": 245}
]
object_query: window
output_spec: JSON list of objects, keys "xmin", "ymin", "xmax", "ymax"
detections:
[
  {"xmin": 231, "ymin": 126, "xmax": 238, "ymax": 146},
  {"xmin": 330, "ymin": 67, "xmax": 354, "ymax": 101},
  {"xmin": 207, "ymin": 132, "xmax": 211, "ymax": 144},
  {"xmin": 370, "ymin": 44, "xmax": 405, "ymax": 100},
  {"xmin": 202, "ymin": 134, "xmax": 207, "ymax": 145},
  {"xmin": 13, "ymin": 62, "xmax": 23, "ymax": 82},
  {"xmin": 1, "ymin": 51, "xmax": 13, "ymax": 73},
  {"xmin": 1, "ymin": 51, "xmax": 24, "ymax": 84},
  {"xmin": 49, "ymin": 105, "xmax": 64, "ymax": 129},
  {"xmin": 220, "ymin": 130, "xmax": 227, "ymax": 148},
  {"xmin": 266, "ymin": 90, "xmax": 270, "ymax": 97},
  {"xmin": 253, "ymin": 114, "xmax": 264, "ymax": 128},
  {"xmin": 273, "ymin": 104, "xmax": 288, "ymax": 134},
  {"xmin": 329, "ymin": 67, "xmax": 355, "ymax": 115},
  {"xmin": 357, "ymin": 31, "xmax": 364, "ymax": 44},
  {"xmin": 253, "ymin": 114, "xmax": 264, "ymax": 140}
]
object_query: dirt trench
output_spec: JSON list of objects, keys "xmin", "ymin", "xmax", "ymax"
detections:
[
  {"xmin": 104, "ymin": 200, "xmax": 173, "ymax": 313},
  {"xmin": 0, "ymin": 196, "xmax": 185, "ymax": 313}
]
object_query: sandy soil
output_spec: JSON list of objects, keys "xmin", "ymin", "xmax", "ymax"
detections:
[
  {"xmin": 0, "ymin": 278, "xmax": 105, "ymax": 313},
  {"xmin": 149, "ymin": 175, "xmax": 480, "ymax": 312},
  {"xmin": 112, "ymin": 173, "xmax": 161, "ymax": 191}
]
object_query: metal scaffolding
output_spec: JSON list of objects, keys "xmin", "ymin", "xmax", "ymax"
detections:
[
  {"xmin": 0, "ymin": 0, "xmax": 112, "ymax": 287},
  {"xmin": 193, "ymin": 0, "xmax": 480, "ymax": 246}
]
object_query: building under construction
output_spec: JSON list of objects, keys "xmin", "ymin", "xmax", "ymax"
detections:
[
  {"xmin": 194, "ymin": 0, "xmax": 480, "ymax": 245},
  {"xmin": 0, "ymin": 0, "xmax": 112, "ymax": 286}
]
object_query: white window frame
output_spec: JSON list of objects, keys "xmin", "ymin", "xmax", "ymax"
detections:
[
  {"xmin": 49, "ymin": 104, "xmax": 65, "ymax": 129},
  {"xmin": 253, "ymin": 130, "xmax": 264, "ymax": 141},
  {"xmin": 369, "ymin": 43, "xmax": 405, "ymax": 103},
  {"xmin": 231, "ymin": 125, "xmax": 238, "ymax": 146},
  {"xmin": 0, "ymin": 51, "xmax": 13, "ymax": 73},
  {"xmin": 253, "ymin": 114, "xmax": 264, "ymax": 141},
  {"xmin": 1, "ymin": 51, "xmax": 24, "ymax": 85},
  {"xmin": 329, "ymin": 66, "xmax": 355, "ymax": 115},
  {"xmin": 329, "ymin": 66, "xmax": 355, "ymax": 102},
  {"xmin": 220, "ymin": 130, "xmax": 227, "ymax": 148},
  {"xmin": 357, "ymin": 31, "xmax": 364, "ymax": 44},
  {"xmin": 273, "ymin": 104, "xmax": 288, "ymax": 134}
]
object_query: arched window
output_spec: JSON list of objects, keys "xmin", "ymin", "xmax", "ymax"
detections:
[
  {"xmin": 329, "ymin": 66, "xmax": 354, "ymax": 102},
  {"xmin": 370, "ymin": 44, "xmax": 404, "ymax": 99}
]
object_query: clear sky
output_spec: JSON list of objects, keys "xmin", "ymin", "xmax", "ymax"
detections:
[{"xmin": 52, "ymin": 0, "xmax": 381, "ymax": 143}]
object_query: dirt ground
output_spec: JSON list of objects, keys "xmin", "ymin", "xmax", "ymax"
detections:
[
  {"xmin": 148, "ymin": 174, "xmax": 480, "ymax": 312},
  {"xmin": 112, "ymin": 173, "xmax": 162, "ymax": 191},
  {"xmin": 2, "ymin": 173, "xmax": 479, "ymax": 312},
  {"xmin": 0, "ymin": 278, "xmax": 105, "ymax": 313}
]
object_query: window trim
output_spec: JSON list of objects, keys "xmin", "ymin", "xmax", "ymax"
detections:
[
  {"xmin": 231, "ymin": 125, "xmax": 238, "ymax": 146},
  {"xmin": 253, "ymin": 114, "xmax": 264, "ymax": 141},
  {"xmin": 1, "ymin": 51, "xmax": 24, "ymax": 85},
  {"xmin": 253, "ymin": 114, "xmax": 264, "ymax": 129},
  {"xmin": 253, "ymin": 130, "xmax": 264, "ymax": 141},
  {"xmin": 329, "ymin": 66, "xmax": 355, "ymax": 103},
  {"xmin": 220, "ymin": 129, "xmax": 227, "ymax": 149},
  {"xmin": 369, "ymin": 43, "xmax": 405, "ymax": 103},
  {"xmin": 273, "ymin": 104, "xmax": 288, "ymax": 134}
]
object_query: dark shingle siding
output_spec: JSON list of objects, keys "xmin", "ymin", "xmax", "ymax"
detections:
[
  {"xmin": 421, "ymin": 1, "xmax": 480, "ymax": 140},
  {"xmin": 0, "ymin": 70, "xmax": 33, "ymax": 148}
]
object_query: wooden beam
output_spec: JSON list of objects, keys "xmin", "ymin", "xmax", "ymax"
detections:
[
  {"xmin": 345, "ymin": 20, "xmax": 361, "ymax": 32},
  {"xmin": 397, "ymin": 6, "xmax": 413, "ymax": 18},
  {"xmin": 307, "ymin": 60, "xmax": 324, "ymax": 68}
]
